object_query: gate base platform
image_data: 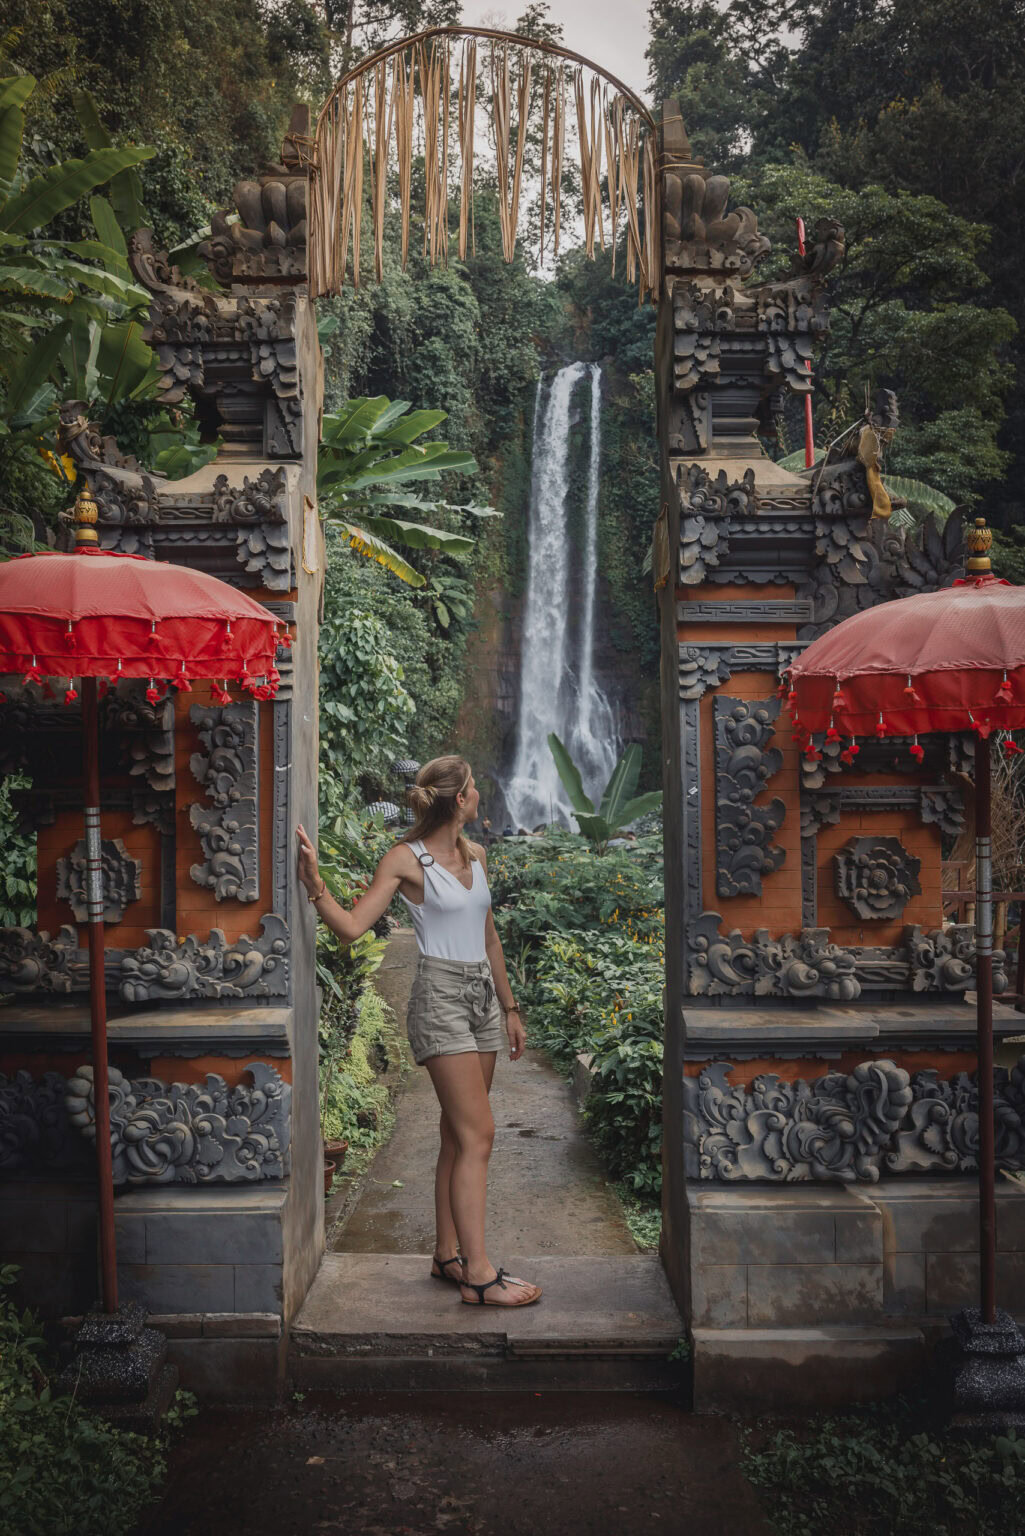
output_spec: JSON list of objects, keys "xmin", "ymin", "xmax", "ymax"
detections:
[{"xmin": 289, "ymin": 1253, "xmax": 685, "ymax": 1392}]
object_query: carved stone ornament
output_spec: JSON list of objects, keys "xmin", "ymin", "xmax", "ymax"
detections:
[
  {"xmin": 678, "ymin": 464, "xmax": 757, "ymax": 586},
  {"xmin": 189, "ymin": 701, "xmax": 259, "ymax": 901},
  {"xmin": 65, "ymin": 1061, "xmax": 290, "ymax": 1184},
  {"xmin": 56, "ymin": 837, "xmax": 142, "ymax": 923},
  {"xmin": 0, "ymin": 925, "xmax": 78, "ymax": 994},
  {"xmin": 673, "ymin": 281, "xmax": 736, "ymax": 393},
  {"xmin": 197, "ymin": 107, "xmax": 310, "ymax": 285},
  {"xmin": 683, "ymin": 1059, "xmax": 913, "ymax": 1182},
  {"xmin": 118, "ymin": 915, "xmax": 289, "ymax": 1002},
  {"xmin": 834, "ymin": 836, "xmax": 922, "ymax": 921},
  {"xmin": 0, "ymin": 1070, "xmax": 80, "ymax": 1173},
  {"xmin": 714, "ymin": 697, "xmax": 785, "ymax": 898},
  {"xmin": 679, "ymin": 645, "xmax": 731, "ymax": 701},
  {"xmin": 687, "ymin": 913, "xmax": 1006, "ymax": 1000},
  {"xmin": 104, "ymin": 681, "xmax": 176, "ymax": 795},
  {"xmin": 212, "ymin": 467, "xmax": 288, "ymax": 525},
  {"xmin": 663, "ymin": 171, "xmax": 771, "ymax": 277},
  {"xmin": 57, "ymin": 401, "xmax": 161, "ymax": 541},
  {"xmin": 683, "ymin": 1055, "xmax": 1025, "ymax": 1183}
]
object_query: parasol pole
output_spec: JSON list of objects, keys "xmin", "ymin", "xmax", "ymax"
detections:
[
  {"xmin": 976, "ymin": 731, "xmax": 996, "ymax": 1323},
  {"xmin": 75, "ymin": 492, "xmax": 118, "ymax": 1313},
  {"xmin": 796, "ymin": 217, "xmax": 816, "ymax": 469}
]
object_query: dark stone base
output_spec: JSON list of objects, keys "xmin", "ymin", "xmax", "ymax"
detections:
[
  {"xmin": 59, "ymin": 1301, "xmax": 179, "ymax": 1425},
  {"xmin": 942, "ymin": 1307, "xmax": 1025, "ymax": 1430}
]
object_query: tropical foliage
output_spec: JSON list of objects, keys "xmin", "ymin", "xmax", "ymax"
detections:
[
  {"xmin": 548, "ymin": 735, "xmax": 663, "ymax": 854},
  {"xmin": 488, "ymin": 823, "xmax": 666, "ymax": 1201}
]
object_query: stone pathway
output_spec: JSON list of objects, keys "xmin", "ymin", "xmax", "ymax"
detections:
[
  {"xmin": 331, "ymin": 927, "xmax": 637, "ymax": 1257},
  {"xmin": 135, "ymin": 1391, "xmax": 771, "ymax": 1536}
]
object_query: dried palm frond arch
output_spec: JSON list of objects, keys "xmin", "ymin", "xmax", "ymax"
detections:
[{"xmin": 308, "ymin": 27, "xmax": 661, "ymax": 301}]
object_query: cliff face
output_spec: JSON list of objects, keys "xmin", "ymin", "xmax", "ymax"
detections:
[
  {"xmin": 452, "ymin": 357, "xmax": 660, "ymax": 829},
  {"xmin": 454, "ymin": 570, "xmax": 653, "ymax": 829}
]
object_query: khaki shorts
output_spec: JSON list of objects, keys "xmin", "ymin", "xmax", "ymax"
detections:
[{"xmin": 406, "ymin": 954, "xmax": 505, "ymax": 1066}]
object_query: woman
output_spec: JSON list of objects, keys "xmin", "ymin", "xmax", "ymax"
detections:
[{"xmin": 296, "ymin": 756, "xmax": 542, "ymax": 1308}]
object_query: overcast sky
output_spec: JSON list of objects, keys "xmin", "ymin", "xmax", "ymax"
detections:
[{"xmin": 459, "ymin": 0, "xmax": 653, "ymax": 101}]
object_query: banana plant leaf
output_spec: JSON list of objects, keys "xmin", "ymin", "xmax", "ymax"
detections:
[
  {"xmin": 3, "ymin": 319, "xmax": 69, "ymax": 418},
  {"xmin": 335, "ymin": 521, "xmax": 427, "ymax": 587},
  {"xmin": 598, "ymin": 743, "xmax": 642, "ymax": 824},
  {"xmin": 336, "ymin": 512, "xmax": 475, "ymax": 557},
  {"xmin": 547, "ymin": 731, "xmax": 595, "ymax": 815},
  {"xmin": 378, "ymin": 409, "xmax": 447, "ymax": 445},
  {"xmin": 880, "ymin": 475, "xmax": 956, "ymax": 517},
  {"xmin": 0, "ymin": 145, "xmax": 155, "ymax": 234},
  {"xmin": 323, "ymin": 396, "xmax": 394, "ymax": 444},
  {"xmin": 88, "ymin": 196, "xmax": 130, "ymax": 276},
  {"xmin": 72, "ymin": 89, "xmax": 146, "ymax": 230}
]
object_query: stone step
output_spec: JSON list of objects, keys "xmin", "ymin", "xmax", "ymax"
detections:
[{"xmin": 290, "ymin": 1253, "xmax": 686, "ymax": 1392}]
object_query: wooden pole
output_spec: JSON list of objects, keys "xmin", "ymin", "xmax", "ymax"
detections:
[
  {"xmin": 975, "ymin": 733, "xmax": 996, "ymax": 1324},
  {"xmin": 796, "ymin": 217, "xmax": 816, "ymax": 469},
  {"xmin": 82, "ymin": 676, "xmax": 118, "ymax": 1313}
]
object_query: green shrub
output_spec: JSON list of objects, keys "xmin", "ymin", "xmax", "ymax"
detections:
[
  {"xmin": 320, "ymin": 985, "xmax": 399, "ymax": 1152},
  {"xmin": 0, "ymin": 1265, "xmax": 165, "ymax": 1536},
  {"xmin": 488, "ymin": 826, "xmax": 665, "ymax": 1195},
  {"xmin": 742, "ymin": 1400, "xmax": 1025, "ymax": 1536}
]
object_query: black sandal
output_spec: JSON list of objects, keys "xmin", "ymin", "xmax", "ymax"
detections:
[
  {"xmin": 430, "ymin": 1253, "xmax": 466, "ymax": 1285},
  {"xmin": 459, "ymin": 1266, "xmax": 542, "ymax": 1307}
]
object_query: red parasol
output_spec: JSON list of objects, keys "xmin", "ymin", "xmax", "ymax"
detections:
[
  {"xmin": 0, "ymin": 491, "xmax": 289, "ymax": 1312},
  {"xmin": 784, "ymin": 519, "xmax": 1019, "ymax": 1327}
]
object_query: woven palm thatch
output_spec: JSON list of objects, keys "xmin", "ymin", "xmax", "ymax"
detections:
[{"xmin": 309, "ymin": 26, "xmax": 659, "ymax": 302}]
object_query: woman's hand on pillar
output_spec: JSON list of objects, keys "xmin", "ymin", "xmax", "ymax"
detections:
[{"xmin": 296, "ymin": 824, "xmax": 322, "ymax": 895}]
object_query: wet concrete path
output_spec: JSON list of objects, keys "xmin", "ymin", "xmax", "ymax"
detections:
[
  {"xmin": 135, "ymin": 1392, "xmax": 771, "ymax": 1536},
  {"xmin": 332, "ymin": 928, "xmax": 636, "ymax": 1258}
]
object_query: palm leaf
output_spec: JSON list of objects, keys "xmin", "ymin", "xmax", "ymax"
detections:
[
  {"xmin": 95, "ymin": 318, "xmax": 158, "ymax": 406},
  {"xmin": 0, "ymin": 145, "xmax": 155, "ymax": 234},
  {"xmin": 612, "ymin": 790, "xmax": 663, "ymax": 828},
  {"xmin": 331, "ymin": 520, "xmax": 427, "ymax": 586},
  {"xmin": 340, "ymin": 445, "xmax": 477, "ymax": 491},
  {"xmin": 0, "ymin": 102, "xmax": 24, "ymax": 198},
  {"xmin": 573, "ymin": 813, "xmax": 611, "ymax": 842},
  {"xmin": 378, "ymin": 409, "xmax": 447, "ymax": 444},
  {"xmin": 882, "ymin": 475, "xmax": 956, "ymax": 518},
  {"xmin": 776, "ymin": 447, "xmax": 825, "ymax": 470},
  {"xmin": 72, "ymin": 88, "xmax": 145, "ymax": 229},
  {"xmin": 0, "ymin": 264, "xmax": 74, "ymax": 302},
  {"xmin": 598, "ymin": 744, "xmax": 642, "ymax": 824},
  {"xmin": 88, "ymin": 196, "xmax": 129, "ymax": 274},
  {"xmin": 547, "ymin": 732, "xmax": 595, "ymax": 815},
  {"xmin": 0, "ymin": 76, "xmax": 35, "ymax": 113},
  {"xmin": 3, "ymin": 318, "xmax": 69, "ymax": 415},
  {"xmin": 343, "ymin": 512, "xmax": 475, "ymax": 556},
  {"xmin": 322, "ymin": 397, "xmax": 392, "ymax": 444}
]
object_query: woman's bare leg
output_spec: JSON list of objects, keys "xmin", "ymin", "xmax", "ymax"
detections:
[
  {"xmin": 425, "ymin": 1051, "xmax": 539, "ymax": 1305},
  {"xmin": 433, "ymin": 1053, "xmax": 497, "ymax": 1263}
]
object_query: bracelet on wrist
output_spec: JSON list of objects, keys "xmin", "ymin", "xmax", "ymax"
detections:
[{"xmin": 308, "ymin": 880, "xmax": 327, "ymax": 904}]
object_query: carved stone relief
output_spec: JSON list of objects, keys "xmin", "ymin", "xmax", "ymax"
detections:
[
  {"xmin": 188, "ymin": 701, "xmax": 259, "ymax": 902},
  {"xmin": 714, "ymin": 697, "xmax": 785, "ymax": 898},
  {"xmin": 56, "ymin": 837, "xmax": 142, "ymax": 924},
  {"xmin": 0, "ymin": 1070, "xmax": 81, "ymax": 1173},
  {"xmin": 834, "ymin": 836, "xmax": 923, "ymax": 921},
  {"xmin": 687, "ymin": 912, "xmax": 1004, "ymax": 1000},
  {"xmin": 0, "ymin": 926, "xmax": 79, "ymax": 993},
  {"xmin": 65, "ymin": 1061, "xmax": 290, "ymax": 1184},
  {"xmin": 683, "ymin": 1056, "xmax": 1025, "ymax": 1182},
  {"xmin": 118, "ymin": 915, "xmax": 289, "ymax": 1002}
]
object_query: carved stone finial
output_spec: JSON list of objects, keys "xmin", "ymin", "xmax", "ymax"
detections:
[
  {"xmin": 199, "ymin": 104, "xmax": 310, "ymax": 285},
  {"xmin": 663, "ymin": 170, "xmax": 771, "ymax": 276}
]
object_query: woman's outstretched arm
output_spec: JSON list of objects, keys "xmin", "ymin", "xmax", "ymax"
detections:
[{"xmin": 296, "ymin": 823, "xmax": 407, "ymax": 945}]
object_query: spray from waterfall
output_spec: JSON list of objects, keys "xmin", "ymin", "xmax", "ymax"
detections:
[{"xmin": 500, "ymin": 362, "xmax": 621, "ymax": 831}]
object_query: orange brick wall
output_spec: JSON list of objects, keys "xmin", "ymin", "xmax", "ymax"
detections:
[
  {"xmin": 700, "ymin": 671, "xmax": 805, "ymax": 932},
  {"xmin": 683, "ymin": 1049, "xmax": 976, "ymax": 1084},
  {"xmin": 37, "ymin": 809, "xmax": 162, "ymax": 947},
  {"xmin": 173, "ymin": 682, "xmax": 275, "ymax": 944}
]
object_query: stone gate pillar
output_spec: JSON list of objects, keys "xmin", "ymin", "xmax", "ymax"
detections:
[
  {"xmin": 654, "ymin": 101, "xmax": 1025, "ymax": 1409},
  {"xmin": 0, "ymin": 109, "xmax": 324, "ymax": 1397}
]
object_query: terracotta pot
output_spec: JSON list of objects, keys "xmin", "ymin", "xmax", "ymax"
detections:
[
  {"xmin": 323, "ymin": 1158, "xmax": 336, "ymax": 1195},
  {"xmin": 324, "ymin": 1137, "xmax": 349, "ymax": 1167}
]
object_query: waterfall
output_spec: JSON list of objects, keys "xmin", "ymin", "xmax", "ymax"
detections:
[{"xmin": 500, "ymin": 362, "xmax": 622, "ymax": 832}]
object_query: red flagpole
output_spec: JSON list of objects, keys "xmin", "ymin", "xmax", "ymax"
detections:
[
  {"xmin": 82, "ymin": 678, "xmax": 118, "ymax": 1312},
  {"xmin": 796, "ymin": 217, "xmax": 816, "ymax": 469}
]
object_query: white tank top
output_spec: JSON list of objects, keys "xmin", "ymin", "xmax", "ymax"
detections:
[{"xmin": 397, "ymin": 838, "xmax": 492, "ymax": 961}]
